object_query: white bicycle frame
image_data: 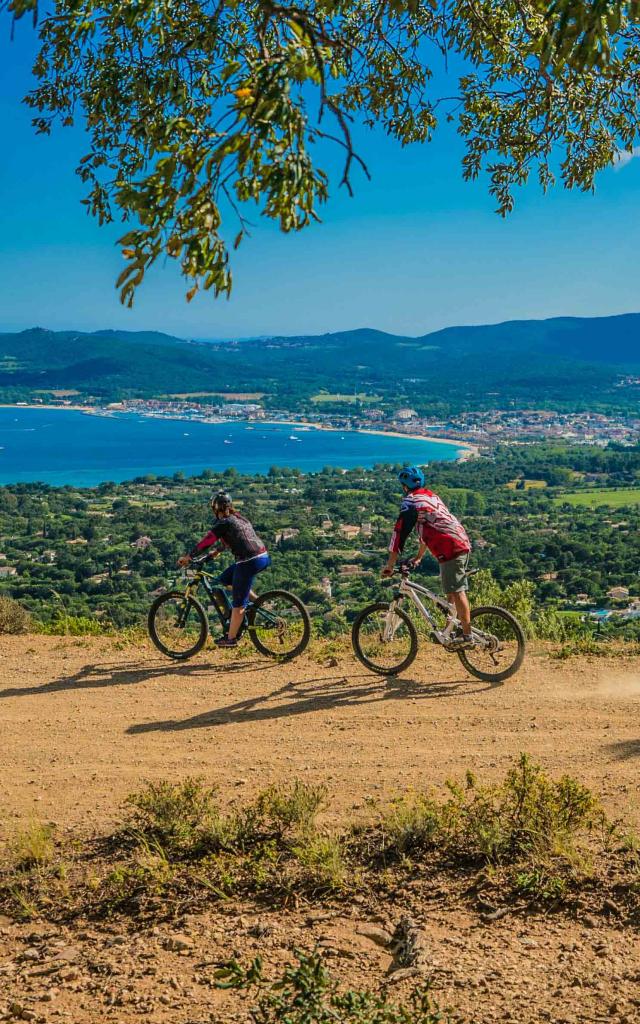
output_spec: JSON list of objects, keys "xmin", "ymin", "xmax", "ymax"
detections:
[{"xmin": 384, "ymin": 575, "xmax": 461, "ymax": 645}]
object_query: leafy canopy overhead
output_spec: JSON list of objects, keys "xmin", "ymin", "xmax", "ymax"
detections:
[{"xmin": 5, "ymin": 1, "xmax": 640, "ymax": 304}]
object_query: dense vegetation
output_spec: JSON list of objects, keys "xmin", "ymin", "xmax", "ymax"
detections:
[
  {"xmin": 1, "ymin": 442, "xmax": 640, "ymax": 637},
  {"xmin": 2, "ymin": 315, "xmax": 640, "ymax": 416},
  {"xmin": 7, "ymin": 2, "xmax": 640, "ymax": 301},
  {"xmin": 3, "ymin": 756, "xmax": 638, "ymax": 929}
]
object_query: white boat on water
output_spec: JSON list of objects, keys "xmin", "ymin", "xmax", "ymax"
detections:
[
  {"xmin": 224, "ymin": 439, "xmax": 233, "ymax": 445},
  {"xmin": 289, "ymin": 434, "xmax": 301, "ymax": 441}
]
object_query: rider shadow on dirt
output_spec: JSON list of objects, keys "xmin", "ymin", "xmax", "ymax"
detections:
[
  {"xmin": 126, "ymin": 668, "xmax": 500, "ymax": 736},
  {"xmin": 0, "ymin": 658, "xmax": 260, "ymax": 699}
]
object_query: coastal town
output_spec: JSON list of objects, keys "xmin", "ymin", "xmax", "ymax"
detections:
[{"xmin": 25, "ymin": 392, "xmax": 640, "ymax": 452}]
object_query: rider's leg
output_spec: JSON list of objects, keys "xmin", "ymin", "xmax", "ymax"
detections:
[
  {"xmin": 218, "ymin": 555, "xmax": 271, "ymax": 643},
  {"xmin": 448, "ymin": 590, "xmax": 471, "ymax": 635},
  {"xmin": 441, "ymin": 554, "xmax": 472, "ymax": 641},
  {"xmin": 227, "ymin": 606, "xmax": 245, "ymax": 641}
]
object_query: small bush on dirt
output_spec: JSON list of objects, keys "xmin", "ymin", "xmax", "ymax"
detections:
[
  {"xmin": 369, "ymin": 755, "xmax": 605, "ymax": 900},
  {"xmin": 214, "ymin": 950, "xmax": 444, "ymax": 1023},
  {"xmin": 257, "ymin": 779, "xmax": 328, "ymax": 833},
  {"xmin": 102, "ymin": 840, "xmax": 175, "ymax": 913},
  {"xmin": 110, "ymin": 777, "xmax": 343, "ymax": 906},
  {"xmin": 550, "ymin": 634, "xmax": 611, "ymax": 660},
  {"xmin": 125, "ymin": 778, "xmax": 223, "ymax": 857},
  {"xmin": 11, "ymin": 822, "xmax": 55, "ymax": 871},
  {"xmin": 0, "ymin": 595, "xmax": 31, "ymax": 635},
  {"xmin": 515, "ymin": 867, "xmax": 568, "ymax": 902},
  {"xmin": 292, "ymin": 834, "xmax": 347, "ymax": 891},
  {"xmin": 36, "ymin": 613, "xmax": 106, "ymax": 636}
]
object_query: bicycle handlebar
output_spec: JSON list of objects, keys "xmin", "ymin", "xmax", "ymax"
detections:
[{"xmin": 188, "ymin": 551, "xmax": 218, "ymax": 567}]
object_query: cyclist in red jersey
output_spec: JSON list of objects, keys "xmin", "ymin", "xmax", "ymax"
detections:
[{"xmin": 382, "ymin": 466, "xmax": 473, "ymax": 648}]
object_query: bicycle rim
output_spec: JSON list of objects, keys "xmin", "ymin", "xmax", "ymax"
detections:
[
  {"xmin": 149, "ymin": 593, "xmax": 208, "ymax": 659},
  {"xmin": 352, "ymin": 603, "xmax": 418, "ymax": 675},
  {"xmin": 458, "ymin": 606, "xmax": 525, "ymax": 682},
  {"xmin": 248, "ymin": 590, "xmax": 310, "ymax": 659}
]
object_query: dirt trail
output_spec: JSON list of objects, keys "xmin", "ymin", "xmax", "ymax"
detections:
[
  {"xmin": 1, "ymin": 635, "xmax": 639, "ymax": 830},
  {"xmin": 2, "ymin": 636, "xmax": 640, "ymax": 1024}
]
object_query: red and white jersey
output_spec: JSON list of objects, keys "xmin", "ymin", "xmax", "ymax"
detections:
[{"xmin": 389, "ymin": 487, "xmax": 471, "ymax": 563}]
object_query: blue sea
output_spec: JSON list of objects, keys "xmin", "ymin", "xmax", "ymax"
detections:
[{"xmin": 0, "ymin": 408, "xmax": 465, "ymax": 487}]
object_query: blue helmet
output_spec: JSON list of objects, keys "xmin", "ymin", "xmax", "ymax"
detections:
[{"xmin": 398, "ymin": 466, "xmax": 425, "ymax": 491}]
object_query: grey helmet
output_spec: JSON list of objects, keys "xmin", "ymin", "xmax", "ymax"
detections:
[{"xmin": 210, "ymin": 490, "xmax": 232, "ymax": 515}]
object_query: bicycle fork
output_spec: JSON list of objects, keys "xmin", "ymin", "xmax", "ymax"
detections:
[{"xmin": 383, "ymin": 599, "xmax": 404, "ymax": 641}]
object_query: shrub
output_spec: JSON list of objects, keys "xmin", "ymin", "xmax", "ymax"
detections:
[
  {"xmin": 214, "ymin": 951, "xmax": 444, "ymax": 1024},
  {"xmin": 0, "ymin": 595, "xmax": 31, "ymax": 635},
  {"xmin": 371, "ymin": 754, "xmax": 604, "ymax": 898},
  {"xmin": 125, "ymin": 777, "xmax": 223, "ymax": 857},
  {"xmin": 36, "ymin": 613, "xmax": 106, "ymax": 636},
  {"xmin": 292, "ymin": 834, "xmax": 347, "ymax": 891},
  {"xmin": 11, "ymin": 822, "xmax": 55, "ymax": 871},
  {"xmin": 103, "ymin": 840, "xmax": 175, "ymax": 911},
  {"xmin": 257, "ymin": 779, "xmax": 328, "ymax": 833},
  {"xmin": 551, "ymin": 634, "xmax": 611, "ymax": 660},
  {"xmin": 124, "ymin": 777, "xmax": 330, "ymax": 859},
  {"xmin": 470, "ymin": 570, "xmax": 537, "ymax": 638}
]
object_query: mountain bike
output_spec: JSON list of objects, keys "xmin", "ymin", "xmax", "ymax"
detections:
[
  {"xmin": 351, "ymin": 562, "xmax": 525, "ymax": 682},
  {"xmin": 148, "ymin": 553, "xmax": 311, "ymax": 662}
]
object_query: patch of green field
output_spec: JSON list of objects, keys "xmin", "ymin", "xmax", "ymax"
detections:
[
  {"xmin": 506, "ymin": 479, "xmax": 548, "ymax": 490},
  {"xmin": 310, "ymin": 392, "xmax": 381, "ymax": 404},
  {"xmin": 554, "ymin": 487, "xmax": 640, "ymax": 508}
]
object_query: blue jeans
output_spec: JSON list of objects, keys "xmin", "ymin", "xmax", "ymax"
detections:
[{"xmin": 217, "ymin": 553, "xmax": 271, "ymax": 608}]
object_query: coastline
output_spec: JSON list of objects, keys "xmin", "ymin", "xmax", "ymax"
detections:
[
  {"xmin": 266, "ymin": 419, "xmax": 479, "ymax": 460},
  {"xmin": 0, "ymin": 404, "xmax": 479, "ymax": 462}
]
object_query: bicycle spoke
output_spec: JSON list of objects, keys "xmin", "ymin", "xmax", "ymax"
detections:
[
  {"xmin": 461, "ymin": 609, "xmax": 524, "ymax": 681},
  {"xmin": 250, "ymin": 592, "xmax": 308, "ymax": 658},
  {"xmin": 153, "ymin": 596, "xmax": 203, "ymax": 655},
  {"xmin": 355, "ymin": 606, "xmax": 415, "ymax": 674}
]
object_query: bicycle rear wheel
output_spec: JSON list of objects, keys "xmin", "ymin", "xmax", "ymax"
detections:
[
  {"xmin": 351, "ymin": 602, "xmax": 418, "ymax": 676},
  {"xmin": 247, "ymin": 590, "xmax": 311, "ymax": 660},
  {"xmin": 148, "ymin": 591, "xmax": 209, "ymax": 660},
  {"xmin": 458, "ymin": 605, "xmax": 525, "ymax": 682}
]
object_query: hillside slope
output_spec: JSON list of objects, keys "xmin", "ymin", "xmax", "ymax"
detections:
[{"xmin": 1, "ymin": 313, "xmax": 639, "ymax": 408}]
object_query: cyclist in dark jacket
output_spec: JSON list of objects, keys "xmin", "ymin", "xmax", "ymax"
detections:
[{"xmin": 178, "ymin": 491, "xmax": 271, "ymax": 647}]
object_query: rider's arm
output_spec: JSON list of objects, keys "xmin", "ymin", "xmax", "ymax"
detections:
[
  {"xmin": 384, "ymin": 504, "xmax": 418, "ymax": 574},
  {"xmin": 388, "ymin": 503, "xmax": 417, "ymax": 555},
  {"xmin": 189, "ymin": 529, "xmax": 220, "ymax": 559},
  {"xmin": 412, "ymin": 539, "xmax": 429, "ymax": 565}
]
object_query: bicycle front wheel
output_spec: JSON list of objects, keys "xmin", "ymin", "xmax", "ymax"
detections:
[
  {"xmin": 351, "ymin": 602, "xmax": 418, "ymax": 676},
  {"xmin": 247, "ymin": 590, "xmax": 311, "ymax": 660},
  {"xmin": 458, "ymin": 605, "xmax": 525, "ymax": 683},
  {"xmin": 148, "ymin": 591, "xmax": 209, "ymax": 661}
]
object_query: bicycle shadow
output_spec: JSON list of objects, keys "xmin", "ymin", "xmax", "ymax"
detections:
[
  {"xmin": 0, "ymin": 657, "xmax": 261, "ymax": 699},
  {"xmin": 126, "ymin": 668, "xmax": 498, "ymax": 735}
]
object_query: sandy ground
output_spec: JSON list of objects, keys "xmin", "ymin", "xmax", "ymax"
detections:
[
  {"xmin": 2, "ymin": 636, "xmax": 640, "ymax": 1024},
  {"xmin": 1, "ymin": 635, "xmax": 639, "ymax": 832}
]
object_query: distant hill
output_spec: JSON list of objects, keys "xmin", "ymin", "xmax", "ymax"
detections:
[{"xmin": 0, "ymin": 314, "xmax": 638, "ymax": 412}]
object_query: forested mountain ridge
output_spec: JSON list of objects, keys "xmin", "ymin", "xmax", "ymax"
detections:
[{"xmin": 1, "ymin": 314, "xmax": 638, "ymax": 412}]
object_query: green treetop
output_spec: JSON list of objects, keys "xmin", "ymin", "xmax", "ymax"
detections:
[{"xmin": 5, "ymin": 1, "xmax": 640, "ymax": 302}]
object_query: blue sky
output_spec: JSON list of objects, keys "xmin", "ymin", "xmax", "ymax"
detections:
[{"xmin": 1, "ymin": 19, "xmax": 639, "ymax": 339}]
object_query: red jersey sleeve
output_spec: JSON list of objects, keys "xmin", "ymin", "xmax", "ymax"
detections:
[{"xmin": 190, "ymin": 530, "xmax": 219, "ymax": 557}]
